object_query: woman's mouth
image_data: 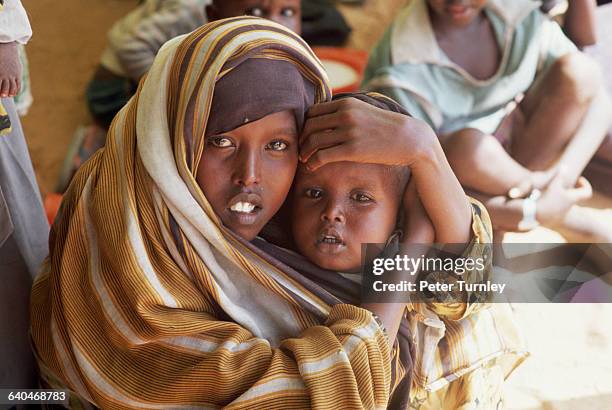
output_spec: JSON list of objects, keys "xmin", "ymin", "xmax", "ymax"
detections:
[{"xmin": 227, "ymin": 193, "xmax": 263, "ymax": 226}]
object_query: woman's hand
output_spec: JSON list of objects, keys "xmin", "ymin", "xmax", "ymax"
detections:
[
  {"xmin": 0, "ymin": 42, "xmax": 22, "ymax": 98},
  {"xmin": 299, "ymin": 97, "xmax": 437, "ymax": 170}
]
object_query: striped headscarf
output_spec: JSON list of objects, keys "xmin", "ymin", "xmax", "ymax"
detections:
[{"xmin": 31, "ymin": 18, "xmax": 393, "ymax": 409}]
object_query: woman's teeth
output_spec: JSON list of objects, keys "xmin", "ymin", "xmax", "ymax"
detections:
[{"xmin": 230, "ymin": 201, "xmax": 256, "ymax": 213}]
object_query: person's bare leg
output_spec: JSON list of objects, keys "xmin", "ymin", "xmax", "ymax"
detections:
[
  {"xmin": 512, "ymin": 52, "xmax": 612, "ymax": 183},
  {"xmin": 594, "ymin": 132, "xmax": 612, "ymax": 163},
  {"xmin": 443, "ymin": 128, "xmax": 534, "ymax": 196}
]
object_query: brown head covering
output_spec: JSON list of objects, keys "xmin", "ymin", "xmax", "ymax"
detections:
[{"xmin": 207, "ymin": 58, "xmax": 316, "ymax": 136}]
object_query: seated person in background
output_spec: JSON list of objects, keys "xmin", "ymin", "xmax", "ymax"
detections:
[
  {"xmin": 58, "ymin": 0, "xmax": 301, "ymax": 191},
  {"xmin": 89, "ymin": 0, "xmax": 301, "ymax": 129},
  {"xmin": 363, "ymin": 0, "xmax": 612, "ymax": 241}
]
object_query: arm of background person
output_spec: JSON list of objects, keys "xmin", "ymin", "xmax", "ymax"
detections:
[
  {"xmin": 564, "ymin": 0, "xmax": 598, "ymax": 48},
  {"xmin": 538, "ymin": 16, "xmax": 612, "ymax": 187},
  {"xmin": 557, "ymin": 85, "xmax": 612, "ymax": 185},
  {"xmin": 108, "ymin": 0, "xmax": 206, "ymax": 82}
]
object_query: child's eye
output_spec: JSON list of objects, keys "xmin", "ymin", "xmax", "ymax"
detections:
[
  {"xmin": 305, "ymin": 188, "xmax": 323, "ymax": 199},
  {"xmin": 208, "ymin": 137, "xmax": 234, "ymax": 148},
  {"xmin": 246, "ymin": 7, "xmax": 264, "ymax": 17},
  {"xmin": 266, "ymin": 140, "xmax": 288, "ymax": 151},
  {"xmin": 352, "ymin": 193, "xmax": 373, "ymax": 203},
  {"xmin": 281, "ymin": 8, "xmax": 296, "ymax": 17}
]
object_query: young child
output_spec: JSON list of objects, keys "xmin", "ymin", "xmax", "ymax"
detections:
[
  {"xmin": 58, "ymin": 0, "xmax": 302, "ymax": 192},
  {"xmin": 288, "ymin": 93, "xmax": 524, "ymax": 409},
  {"xmin": 292, "ymin": 160, "xmax": 412, "ymax": 273},
  {"xmin": 363, "ymin": 0, "xmax": 612, "ymax": 241}
]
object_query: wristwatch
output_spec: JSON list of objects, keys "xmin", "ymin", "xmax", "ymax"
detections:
[{"xmin": 518, "ymin": 188, "xmax": 541, "ymax": 231}]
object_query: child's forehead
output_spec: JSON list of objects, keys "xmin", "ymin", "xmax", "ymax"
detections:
[{"xmin": 297, "ymin": 162, "xmax": 392, "ymax": 189}]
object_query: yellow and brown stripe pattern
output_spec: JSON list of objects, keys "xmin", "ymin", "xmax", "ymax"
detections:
[{"xmin": 31, "ymin": 18, "xmax": 392, "ymax": 409}]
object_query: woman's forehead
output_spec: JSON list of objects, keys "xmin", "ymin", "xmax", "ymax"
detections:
[{"xmin": 222, "ymin": 110, "xmax": 298, "ymax": 137}]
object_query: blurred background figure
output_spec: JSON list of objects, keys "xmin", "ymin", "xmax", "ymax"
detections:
[{"xmin": 0, "ymin": 0, "xmax": 49, "ymax": 392}]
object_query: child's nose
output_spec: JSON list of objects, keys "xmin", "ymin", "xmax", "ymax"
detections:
[{"xmin": 320, "ymin": 201, "xmax": 345, "ymax": 224}]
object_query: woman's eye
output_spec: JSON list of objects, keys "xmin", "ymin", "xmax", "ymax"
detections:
[
  {"xmin": 352, "ymin": 193, "xmax": 373, "ymax": 203},
  {"xmin": 247, "ymin": 7, "xmax": 264, "ymax": 17},
  {"xmin": 267, "ymin": 140, "xmax": 288, "ymax": 151},
  {"xmin": 281, "ymin": 8, "xmax": 296, "ymax": 17},
  {"xmin": 209, "ymin": 137, "xmax": 233, "ymax": 148},
  {"xmin": 305, "ymin": 188, "xmax": 323, "ymax": 199}
]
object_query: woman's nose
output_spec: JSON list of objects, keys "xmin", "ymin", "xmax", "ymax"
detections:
[{"xmin": 232, "ymin": 148, "xmax": 261, "ymax": 187}]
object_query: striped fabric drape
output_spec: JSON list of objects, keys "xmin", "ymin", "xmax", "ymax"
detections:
[{"xmin": 31, "ymin": 18, "xmax": 393, "ymax": 409}]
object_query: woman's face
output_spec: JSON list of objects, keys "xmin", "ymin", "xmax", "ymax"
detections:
[{"xmin": 196, "ymin": 110, "xmax": 298, "ymax": 241}]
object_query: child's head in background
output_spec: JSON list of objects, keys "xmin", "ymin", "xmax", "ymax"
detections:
[
  {"xmin": 426, "ymin": 0, "xmax": 488, "ymax": 27},
  {"xmin": 208, "ymin": 0, "xmax": 301, "ymax": 34}
]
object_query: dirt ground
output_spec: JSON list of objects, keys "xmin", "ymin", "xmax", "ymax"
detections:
[{"xmin": 19, "ymin": 0, "xmax": 612, "ymax": 408}]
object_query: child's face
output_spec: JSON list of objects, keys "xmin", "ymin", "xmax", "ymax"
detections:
[
  {"xmin": 426, "ymin": 0, "xmax": 487, "ymax": 27},
  {"xmin": 209, "ymin": 0, "xmax": 301, "ymax": 34},
  {"xmin": 196, "ymin": 110, "xmax": 298, "ymax": 241},
  {"xmin": 292, "ymin": 162, "xmax": 403, "ymax": 272}
]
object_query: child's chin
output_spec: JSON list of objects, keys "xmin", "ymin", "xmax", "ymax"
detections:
[{"xmin": 314, "ymin": 256, "xmax": 360, "ymax": 273}]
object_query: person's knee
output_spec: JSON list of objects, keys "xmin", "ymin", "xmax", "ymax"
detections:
[
  {"xmin": 549, "ymin": 52, "xmax": 602, "ymax": 104},
  {"xmin": 443, "ymin": 128, "xmax": 498, "ymax": 175}
]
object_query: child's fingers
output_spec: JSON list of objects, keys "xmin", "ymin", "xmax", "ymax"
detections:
[
  {"xmin": 8, "ymin": 77, "xmax": 18, "ymax": 97},
  {"xmin": 567, "ymin": 176, "xmax": 593, "ymax": 202},
  {"xmin": 13, "ymin": 78, "xmax": 21, "ymax": 96},
  {"xmin": 507, "ymin": 179, "xmax": 533, "ymax": 199},
  {"xmin": 0, "ymin": 79, "xmax": 8, "ymax": 97}
]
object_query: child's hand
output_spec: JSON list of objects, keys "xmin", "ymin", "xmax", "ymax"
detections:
[
  {"xmin": 401, "ymin": 179, "xmax": 435, "ymax": 244},
  {"xmin": 299, "ymin": 97, "xmax": 437, "ymax": 171},
  {"xmin": 0, "ymin": 42, "xmax": 22, "ymax": 98}
]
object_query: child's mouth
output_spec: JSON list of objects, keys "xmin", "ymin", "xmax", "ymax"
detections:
[{"xmin": 315, "ymin": 229, "xmax": 346, "ymax": 254}]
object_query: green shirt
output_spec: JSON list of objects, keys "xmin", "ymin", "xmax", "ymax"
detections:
[{"xmin": 363, "ymin": 0, "xmax": 577, "ymax": 135}]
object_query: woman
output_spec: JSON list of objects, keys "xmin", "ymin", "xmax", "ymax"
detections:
[{"xmin": 31, "ymin": 18, "xmax": 498, "ymax": 409}]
